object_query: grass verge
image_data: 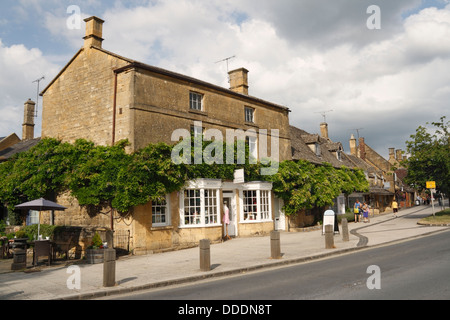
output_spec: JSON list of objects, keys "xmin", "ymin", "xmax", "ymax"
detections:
[{"xmin": 418, "ymin": 208, "xmax": 450, "ymax": 225}]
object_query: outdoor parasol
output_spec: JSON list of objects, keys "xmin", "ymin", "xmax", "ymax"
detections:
[{"xmin": 15, "ymin": 198, "xmax": 67, "ymax": 240}]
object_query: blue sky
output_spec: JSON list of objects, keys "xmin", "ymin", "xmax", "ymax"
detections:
[{"xmin": 1, "ymin": 0, "xmax": 449, "ymax": 158}]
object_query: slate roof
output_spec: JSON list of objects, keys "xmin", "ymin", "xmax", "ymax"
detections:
[
  {"xmin": 0, "ymin": 138, "xmax": 41, "ymax": 161},
  {"xmin": 290, "ymin": 125, "xmax": 355, "ymax": 169}
]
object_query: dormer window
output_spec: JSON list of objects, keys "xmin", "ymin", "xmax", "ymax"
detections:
[
  {"xmin": 315, "ymin": 143, "xmax": 321, "ymax": 157},
  {"xmin": 337, "ymin": 147, "xmax": 342, "ymax": 161}
]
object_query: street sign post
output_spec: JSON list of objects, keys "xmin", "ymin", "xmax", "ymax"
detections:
[
  {"xmin": 427, "ymin": 181, "xmax": 436, "ymax": 217},
  {"xmin": 426, "ymin": 181, "xmax": 436, "ymax": 189}
]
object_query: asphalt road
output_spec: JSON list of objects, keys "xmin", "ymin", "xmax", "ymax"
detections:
[{"xmin": 105, "ymin": 229, "xmax": 450, "ymax": 300}]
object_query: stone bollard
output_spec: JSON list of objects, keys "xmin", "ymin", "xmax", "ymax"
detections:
[
  {"xmin": 11, "ymin": 249, "xmax": 27, "ymax": 270},
  {"xmin": 199, "ymin": 239, "xmax": 211, "ymax": 272},
  {"xmin": 325, "ymin": 224, "xmax": 335, "ymax": 249},
  {"xmin": 270, "ymin": 231, "xmax": 281, "ymax": 259},
  {"xmin": 341, "ymin": 218, "xmax": 349, "ymax": 242},
  {"xmin": 103, "ymin": 248, "xmax": 116, "ymax": 287}
]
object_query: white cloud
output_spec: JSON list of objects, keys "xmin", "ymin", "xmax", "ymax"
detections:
[
  {"xmin": 0, "ymin": 39, "xmax": 59, "ymax": 138},
  {"xmin": 1, "ymin": 0, "xmax": 449, "ymax": 159}
]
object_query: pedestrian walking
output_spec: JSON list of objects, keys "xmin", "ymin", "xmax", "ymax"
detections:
[
  {"xmin": 354, "ymin": 199, "xmax": 362, "ymax": 223},
  {"xmin": 392, "ymin": 199, "xmax": 399, "ymax": 217},
  {"xmin": 362, "ymin": 202, "xmax": 370, "ymax": 223}
]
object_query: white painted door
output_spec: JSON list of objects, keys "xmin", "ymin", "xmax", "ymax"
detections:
[{"xmin": 274, "ymin": 198, "xmax": 286, "ymax": 231}]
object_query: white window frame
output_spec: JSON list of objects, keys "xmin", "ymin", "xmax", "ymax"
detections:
[
  {"xmin": 179, "ymin": 179, "xmax": 222, "ymax": 228},
  {"xmin": 151, "ymin": 195, "xmax": 170, "ymax": 227},
  {"xmin": 26, "ymin": 210, "xmax": 39, "ymax": 226},
  {"xmin": 245, "ymin": 106, "xmax": 254, "ymax": 123},
  {"xmin": 240, "ymin": 182, "xmax": 273, "ymax": 223},
  {"xmin": 189, "ymin": 91, "xmax": 203, "ymax": 111},
  {"xmin": 246, "ymin": 135, "xmax": 257, "ymax": 161}
]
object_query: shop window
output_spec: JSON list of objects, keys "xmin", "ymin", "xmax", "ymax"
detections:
[
  {"xmin": 242, "ymin": 183, "xmax": 272, "ymax": 222},
  {"xmin": 180, "ymin": 180, "xmax": 221, "ymax": 227}
]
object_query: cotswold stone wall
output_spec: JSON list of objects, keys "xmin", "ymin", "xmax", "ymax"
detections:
[
  {"xmin": 41, "ymin": 47, "xmax": 131, "ymax": 147},
  {"xmin": 40, "ymin": 45, "xmax": 291, "ymax": 254}
]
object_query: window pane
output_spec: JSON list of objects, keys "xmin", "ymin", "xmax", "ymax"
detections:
[
  {"xmin": 152, "ymin": 197, "xmax": 168, "ymax": 226},
  {"xmin": 190, "ymin": 92, "xmax": 203, "ymax": 110}
]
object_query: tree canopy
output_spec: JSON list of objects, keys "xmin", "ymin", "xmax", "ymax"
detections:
[{"xmin": 403, "ymin": 116, "xmax": 449, "ymax": 196}]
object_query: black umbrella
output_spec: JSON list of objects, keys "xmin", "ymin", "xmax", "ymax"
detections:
[{"xmin": 16, "ymin": 198, "xmax": 67, "ymax": 239}]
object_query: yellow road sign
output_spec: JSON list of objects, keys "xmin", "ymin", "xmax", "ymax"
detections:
[{"xmin": 426, "ymin": 181, "xmax": 436, "ymax": 189}]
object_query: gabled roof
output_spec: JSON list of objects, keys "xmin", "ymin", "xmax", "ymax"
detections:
[
  {"xmin": 290, "ymin": 125, "xmax": 355, "ymax": 169},
  {"xmin": 0, "ymin": 133, "xmax": 21, "ymax": 152},
  {"xmin": 41, "ymin": 46, "xmax": 290, "ymax": 113},
  {"xmin": 0, "ymin": 138, "xmax": 41, "ymax": 162}
]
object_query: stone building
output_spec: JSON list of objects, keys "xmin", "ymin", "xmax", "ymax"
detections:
[
  {"xmin": 0, "ymin": 99, "xmax": 41, "ymax": 222},
  {"xmin": 348, "ymin": 135, "xmax": 414, "ymax": 210},
  {"xmin": 39, "ymin": 17, "xmax": 291, "ymax": 254},
  {"xmin": 289, "ymin": 123, "xmax": 363, "ymax": 227}
]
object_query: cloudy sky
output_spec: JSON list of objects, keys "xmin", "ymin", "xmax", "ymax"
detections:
[{"xmin": 1, "ymin": 0, "xmax": 449, "ymax": 158}]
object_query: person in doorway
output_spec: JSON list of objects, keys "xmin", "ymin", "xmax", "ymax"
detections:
[
  {"xmin": 362, "ymin": 202, "xmax": 370, "ymax": 223},
  {"xmin": 354, "ymin": 199, "xmax": 362, "ymax": 223},
  {"xmin": 392, "ymin": 199, "xmax": 399, "ymax": 218},
  {"xmin": 223, "ymin": 204, "xmax": 230, "ymax": 240}
]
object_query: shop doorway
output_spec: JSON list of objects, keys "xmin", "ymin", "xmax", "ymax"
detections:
[{"xmin": 223, "ymin": 192, "xmax": 236, "ymax": 237}]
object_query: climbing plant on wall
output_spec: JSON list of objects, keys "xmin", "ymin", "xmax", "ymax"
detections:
[{"xmin": 0, "ymin": 137, "xmax": 368, "ymax": 219}]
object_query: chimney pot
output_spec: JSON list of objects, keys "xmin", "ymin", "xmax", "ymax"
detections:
[
  {"xmin": 228, "ymin": 68, "xmax": 249, "ymax": 95},
  {"xmin": 83, "ymin": 16, "xmax": 104, "ymax": 48}
]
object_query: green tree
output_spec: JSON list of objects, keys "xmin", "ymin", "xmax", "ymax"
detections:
[
  {"xmin": 267, "ymin": 160, "xmax": 368, "ymax": 216},
  {"xmin": 66, "ymin": 139, "xmax": 133, "ymax": 213},
  {"xmin": 403, "ymin": 116, "xmax": 450, "ymax": 196},
  {"xmin": 0, "ymin": 138, "xmax": 79, "ymax": 210}
]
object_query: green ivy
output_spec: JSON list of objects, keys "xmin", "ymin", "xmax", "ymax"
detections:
[{"xmin": 0, "ymin": 137, "xmax": 368, "ymax": 219}]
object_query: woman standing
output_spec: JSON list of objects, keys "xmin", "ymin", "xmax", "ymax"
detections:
[
  {"xmin": 362, "ymin": 202, "xmax": 370, "ymax": 223},
  {"xmin": 354, "ymin": 199, "xmax": 362, "ymax": 223}
]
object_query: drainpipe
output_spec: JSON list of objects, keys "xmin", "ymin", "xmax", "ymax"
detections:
[{"xmin": 112, "ymin": 72, "xmax": 118, "ymax": 146}]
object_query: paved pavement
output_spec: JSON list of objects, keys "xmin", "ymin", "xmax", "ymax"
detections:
[{"xmin": 0, "ymin": 204, "xmax": 449, "ymax": 300}]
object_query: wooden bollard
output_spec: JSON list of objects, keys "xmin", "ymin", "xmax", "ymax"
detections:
[
  {"xmin": 325, "ymin": 225, "xmax": 334, "ymax": 249},
  {"xmin": 341, "ymin": 218, "xmax": 349, "ymax": 242},
  {"xmin": 199, "ymin": 239, "xmax": 211, "ymax": 272},
  {"xmin": 270, "ymin": 231, "xmax": 281, "ymax": 259},
  {"xmin": 103, "ymin": 248, "xmax": 116, "ymax": 287}
]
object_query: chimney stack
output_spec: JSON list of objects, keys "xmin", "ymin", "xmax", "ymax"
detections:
[
  {"xmin": 228, "ymin": 68, "xmax": 249, "ymax": 95},
  {"xmin": 349, "ymin": 134, "xmax": 357, "ymax": 156},
  {"xmin": 396, "ymin": 149, "xmax": 403, "ymax": 162},
  {"xmin": 320, "ymin": 122, "xmax": 329, "ymax": 139},
  {"xmin": 83, "ymin": 16, "xmax": 104, "ymax": 48},
  {"xmin": 389, "ymin": 148, "xmax": 395, "ymax": 159},
  {"xmin": 22, "ymin": 99, "xmax": 35, "ymax": 140},
  {"xmin": 359, "ymin": 137, "xmax": 366, "ymax": 160}
]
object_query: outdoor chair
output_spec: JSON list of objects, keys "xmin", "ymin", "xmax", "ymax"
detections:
[
  {"xmin": 33, "ymin": 240, "xmax": 53, "ymax": 266},
  {"xmin": 54, "ymin": 236, "xmax": 74, "ymax": 260}
]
